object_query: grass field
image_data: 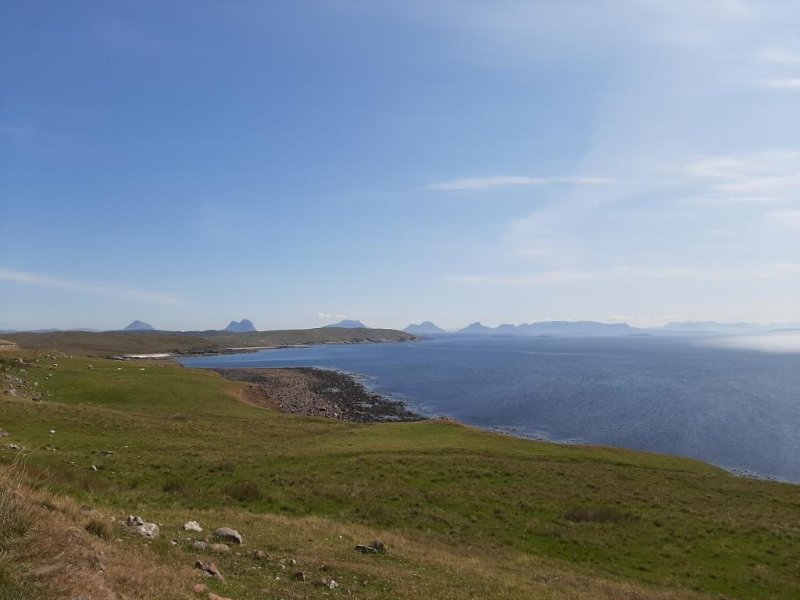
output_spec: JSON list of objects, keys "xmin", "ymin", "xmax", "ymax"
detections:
[
  {"xmin": 3, "ymin": 327, "xmax": 414, "ymax": 357},
  {"xmin": 1, "ymin": 352, "xmax": 799, "ymax": 599}
]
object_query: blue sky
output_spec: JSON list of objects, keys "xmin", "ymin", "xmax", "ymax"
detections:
[{"xmin": 1, "ymin": 1, "xmax": 799, "ymax": 331}]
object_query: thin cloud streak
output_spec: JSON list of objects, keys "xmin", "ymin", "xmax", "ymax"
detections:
[
  {"xmin": 449, "ymin": 264, "xmax": 800, "ymax": 286},
  {"xmin": 425, "ymin": 175, "xmax": 611, "ymax": 192},
  {"xmin": 758, "ymin": 78, "xmax": 800, "ymax": 89},
  {"xmin": 0, "ymin": 268, "xmax": 183, "ymax": 305}
]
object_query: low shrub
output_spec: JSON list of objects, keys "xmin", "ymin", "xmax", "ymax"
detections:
[
  {"xmin": 224, "ymin": 480, "xmax": 263, "ymax": 502},
  {"xmin": 84, "ymin": 518, "xmax": 112, "ymax": 540}
]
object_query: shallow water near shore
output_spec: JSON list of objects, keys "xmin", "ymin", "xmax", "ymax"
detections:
[{"xmin": 181, "ymin": 335, "xmax": 800, "ymax": 483}]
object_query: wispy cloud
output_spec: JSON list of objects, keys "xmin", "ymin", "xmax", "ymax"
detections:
[
  {"xmin": 317, "ymin": 312, "xmax": 345, "ymax": 320},
  {"xmin": 683, "ymin": 151, "xmax": 800, "ymax": 202},
  {"xmin": 424, "ymin": 175, "xmax": 610, "ymax": 192},
  {"xmin": 759, "ymin": 48, "xmax": 800, "ymax": 66},
  {"xmin": 758, "ymin": 78, "xmax": 800, "ymax": 89},
  {"xmin": 677, "ymin": 195, "xmax": 781, "ymax": 204},
  {"xmin": 766, "ymin": 209, "xmax": 800, "ymax": 228},
  {"xmin": 0, "ymin": 269, "xmax": 183, "ymax": 305},
  {"xmin": 449, "ymin": 264, "xmax": 800, "ymax": 286}
]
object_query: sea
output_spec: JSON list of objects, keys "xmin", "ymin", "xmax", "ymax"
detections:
[{"xmin": 180, "ymin": 333, "xmax": 800, "ymax": 483}]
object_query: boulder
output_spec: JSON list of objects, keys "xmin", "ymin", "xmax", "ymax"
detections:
[
  {"xmin": 184, "ymin": 520, "xmax": 203, "ymax": 532},
  {"xmin": 195, "ymin": 560, "xmax": 224, "ymax": 580},
  {"xmin": 191, "ymin": 541, "xmax": 208, "ymax": 551},
  {"xmin": 209, "ymin": 543, "xmax": 230, "ymax": 553},
  {"xmin": 213, "ymin": 527, "xmax": 243, "ymax": 545},
  {"xmin": 136, "ymin": 523, "xmax": 160, "ymax": 538}
]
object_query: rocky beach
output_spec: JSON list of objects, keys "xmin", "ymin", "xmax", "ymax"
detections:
[{"xmin": 211, "ymin": 367, "xmax": 423, "ymax": 423}]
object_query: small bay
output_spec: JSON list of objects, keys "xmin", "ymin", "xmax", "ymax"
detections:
[{"xmin": 181, "ymin": 335, "xmax": 800, "ymax": 482}]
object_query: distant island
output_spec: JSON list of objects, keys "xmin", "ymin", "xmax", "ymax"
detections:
[{"xmin": 451, "ymin": 320, "xmax": 636, "ymax": 337}]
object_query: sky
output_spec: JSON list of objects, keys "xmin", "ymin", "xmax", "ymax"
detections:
[{"xmin": 1, "ymin": 0, "xmax": 799, "ymax": 331}]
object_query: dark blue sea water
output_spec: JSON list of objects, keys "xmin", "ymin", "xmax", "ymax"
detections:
[{"xmin": 181, "ymin": 335, "xmax": 800, "ymax": 482}]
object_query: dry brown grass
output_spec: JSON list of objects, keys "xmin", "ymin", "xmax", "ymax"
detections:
[{"xmin": 0, "ymin": 464, "xmax": 197, "ymax": 600}]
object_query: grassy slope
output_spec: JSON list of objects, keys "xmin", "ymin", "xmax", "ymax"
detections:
[
  {"xmin": 4, "ymin": 328, "xmax": 414, "ymax": 357},
  {"xmin": 1, "ymin": 354, "xmax": 798, "ymax": 599}
]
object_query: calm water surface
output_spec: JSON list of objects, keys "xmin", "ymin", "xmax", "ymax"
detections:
[{"xmin": 181, "ymin": 335, "xmax": 800, "ymax": 482}]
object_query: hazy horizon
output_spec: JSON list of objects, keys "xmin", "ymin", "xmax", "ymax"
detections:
[{"xmin": 2, "ymin": 2, "xmax": 799, "ymax": 331}]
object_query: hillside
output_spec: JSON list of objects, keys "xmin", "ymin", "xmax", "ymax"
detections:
[
  {"xmin": 123, "ymin": 320, "xmax": 155, "ymax": 331},
  {"xmin": 224, "ymin": 319, "xmax": 257, "ymax": 333},
  {"xmin": 3, "ymin": 328, "xmax": 415, "ymax": 357},
  {"xmin": 1, "ymin": 350, "xmax": 799, "ymax": 599},
  {"xmin": 323, "ymin": 320, "xmax": 368, "ymax": 329}
]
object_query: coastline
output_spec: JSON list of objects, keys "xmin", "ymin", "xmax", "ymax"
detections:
[{"xmin": 211, "ymin": 367, "xmax": 425, "ymax": 423}]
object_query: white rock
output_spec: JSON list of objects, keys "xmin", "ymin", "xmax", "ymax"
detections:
[
  {"xmin": 136, "ymin": 523, "xmax": 160, "ymax": 538},
  {"xmin": 183, "ymin": 520, "xmax": 203, "ymax": 532}
]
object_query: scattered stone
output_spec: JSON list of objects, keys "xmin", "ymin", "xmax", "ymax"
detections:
[
  {"xmin": 213, "ymin": 527, "xmax": 243, "ymax": 545},
  {"xmin": 136, "ymin": 523, "xmax": 160, "ymax": 538},
  {"xmin": 192, "ymin": 583, "xmax": 209, "ymax": 594},
  {"xmin": 287, "ymin": 558, "xmax": 297, "ymax": 566},
  {"xmin": 370, "ymin": 539, "xmax": 386, "ymax": 553},
  {"xmin": 191, "ymin": 541, "xmax": 208, "ymax": 551},
  {"xmin": 0, "ymin": 429, "xmax": 9, "ymax": 437},
  {"xmin": 171, "ymin": 539, "xmax": 179, "ymax": 545},
  {"xmin": 293, "ymin": 571, "xmax": 306, "ymax": 581},
  {"xmin": 90, "ymin": 465, "xmax": 98, "ymax": 471},
  {"xmin": 207, "ymin": 594, "xmax": 232, "ymax": 600},
  {"xmin": 195, "ymin": 560, "xmax": 224, "ymax": 580},
  {"xmin": 126, "ymin": 515, "xmax": 145, "ymax": 527},
  {"xmin": 319, "ymin": 564, "xmax": 330, "ymax": 571},
  {"xmin": 354, "ymin": 544, "xmax": 378, "ymax": 554},
  {"xmin": 99, "ymin": 450, "xmax": 114, "ymax": 456},
  {"xmin": 8, "ymin": 443, "xmax": 21, "ymax": 451},
  {"xmin": 209, "ymin": 543, "xmax": 230, "ymax": 553},
  {"xmin": 49, "ymin": 429, "xmax": 55, "ymax": 434},
  {"xmin": 328, "ymin": 579, "xmax": 339, "ymax": 589},
  {"xmin": 253, "ymin": 549, "xmax": 267, "ymax": 559},
  {"xmin": 184, "ymin": 520, "xmax": 203, "ymax": 532}
]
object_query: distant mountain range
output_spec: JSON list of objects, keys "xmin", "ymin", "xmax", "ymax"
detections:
[
  {"xmin": 224, "ymin": 319, "xmax": 256, "ymax": 333},
  {"xmin": 454, "ymin": 320, "xmax": 637, "ymax": 337},
  {"xmin": 124, "ymin": 320, "xmax": 155, "ymax": 331},
  {"xmin": 404, "ymin": 321, "xmax": 447, "ymax": 335},
  {"xmin": 3, "ymin": 319, "xmax": 798, "ymax": 337},
  {"xmin": 400, "ymin": 319, "xmax": 800, "ymax": 338},
  {"xmin": 323, "ymin": 319, "xmax": 367, "ymax": 329}
]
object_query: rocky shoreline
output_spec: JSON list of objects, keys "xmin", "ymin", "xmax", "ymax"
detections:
[{"xmin": 211, "ymin": 367, "xmax": 424, "ymax": 423}]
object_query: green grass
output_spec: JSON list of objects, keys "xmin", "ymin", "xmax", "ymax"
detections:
[{"xmin": 1, "ymin": 353, "xmax": 799, "ymax": 599}]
